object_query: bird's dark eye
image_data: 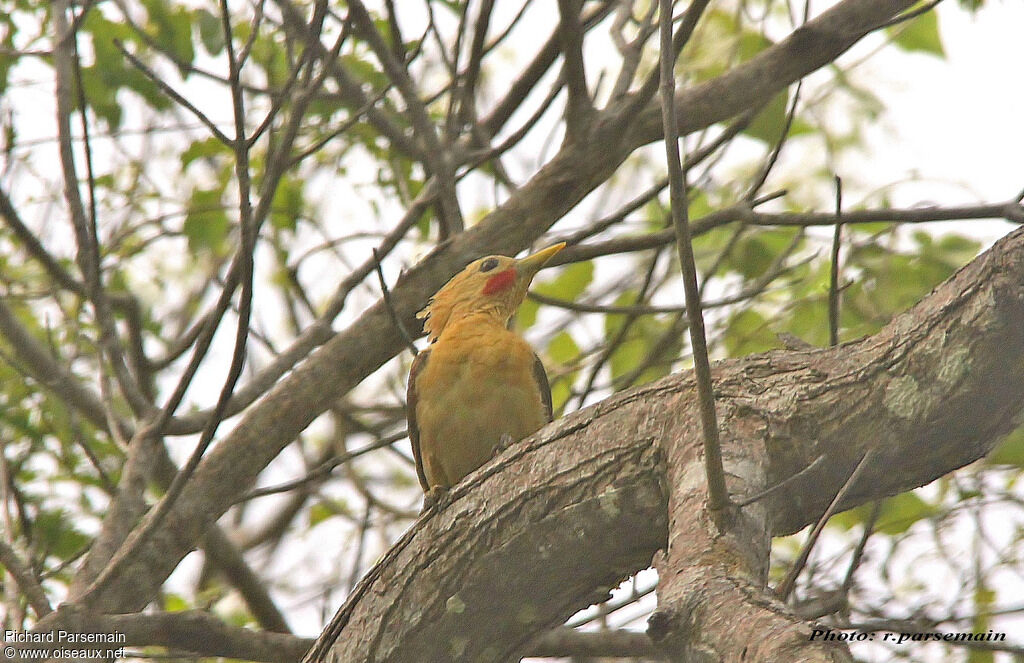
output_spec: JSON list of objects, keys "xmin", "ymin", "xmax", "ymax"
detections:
[{"xmin": 479, "ymin": 257, "xmax": 500, "ymax": 273}]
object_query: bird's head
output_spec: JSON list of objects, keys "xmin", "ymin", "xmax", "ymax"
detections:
[{"xmin": 417, "ymin": 242, "xmax": 566, "ymax": 342}]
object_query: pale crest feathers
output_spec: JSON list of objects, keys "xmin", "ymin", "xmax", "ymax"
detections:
[{"xmin": 417, "ymin": 254, "xmax": 516, "ymax": 343}]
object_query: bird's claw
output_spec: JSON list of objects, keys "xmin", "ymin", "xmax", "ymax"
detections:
[
  {"xmin": 495, "ymin": 432, "xmax": 516, "ymax": 453},
  {"xmin": 421, "ymin": 486, "xmax": 450, "ymax": 513}
]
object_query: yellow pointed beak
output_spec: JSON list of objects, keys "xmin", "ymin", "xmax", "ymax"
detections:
[{"xmin": 515, "ymin": 242, "xmax": 566, "ymax": 278}]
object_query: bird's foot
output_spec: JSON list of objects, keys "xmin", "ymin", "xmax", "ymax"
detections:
[
  {"xmin": 495, "ymin": 432, "xmax": 516, "ymax": 453},
  {"xmin": 421, "ymin": 486, "xmax": 450, "ymax": 513}
]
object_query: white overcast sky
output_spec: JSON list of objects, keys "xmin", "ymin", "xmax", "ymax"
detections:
[{"xmin": 858, "ymin": 0, "xmax": 1023, "ymax": 241}]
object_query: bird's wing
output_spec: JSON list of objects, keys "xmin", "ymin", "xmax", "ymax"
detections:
[
  {"xmin": 406, "ymin": 348, "xmax": 432, "ymax": 492},
  {"xmin": 532, "ymin": 352, "xmax": 554, "ymax": 423}
]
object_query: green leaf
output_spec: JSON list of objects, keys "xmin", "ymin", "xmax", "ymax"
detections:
[
  {"xmin": 728, "ymin": 228, "xmax": 800, "ymax": 279},
  {"xmin": 744, "ymin": 93, "xmax": 786, "ymax": 144},
  {"xmin": 308, "ymin": 502, "xmax": 334, "ymax": 526},
  {"xmin": 547, "ymin": 331, "xmax": 580, "ymax": 365},
  {"xmin": 519, "ymin": 260, "xmax": 594, "ymax": 329},
  {"xmin": 969, "ymin": 584, "xmax": 996, "ymax": 663},
  {"xmin": 875, "ymin": 492, "xmax": 936, "ymax": 535},
  {"xmin": 183, "ymin": 188, "xmax": 229, "ymax": 254},
  {"xmin": 34, "ymin": 508, "xmax": 90, "ymax": 558},
  {"xmin": 888, "ymin": 9, "xmax": 945, "ymax": 57},
  {"xmin": 181, "ymin": 136, "xmax": 230, "ymax": 169},
  {"xmin": 197, "ymin": 8, "xmax": 225, "ymax": 55},
  {"xmin": 79, "ymin": 67, "xmax": 123, "ymax": 128},
  {"xmin": 0, "ymin": 15, "xmax": 17, "ymax": 95},
  {"xmin": 164, "ymin": 593, "xmax": 190, "ymax": 612},
  {"xmin": 270, "ymin": 176, "xmax": 304, "ymax": 231},
  {"xmin": 603, "ymin": 293, "xmax": 683, "ymax": 387},
  {"xmin": 550, "ymin": 380, "xmax": 572, "ymax": 416},
  {"xmin": 831, "ymin": 492, "xmax": 935, "ymax": 534},
  {"xmin": 142, "ymin": 0, "xmax": 195, "ymax": 72},
  {"xmin": 987, "ymin": 427, "xmax": 1024, "ymax": 467},
  {"xmin": 743, "ymin": 90, "xmax": 811, "ymax": 145},
  {"xmin": 723, "ymin": 308, "xmax": 779, "ymax": 356}
]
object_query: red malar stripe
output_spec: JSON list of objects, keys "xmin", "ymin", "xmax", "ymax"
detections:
[{"xmin": 483, "ymin": 268, "xmax": 517, "ymax": 295}]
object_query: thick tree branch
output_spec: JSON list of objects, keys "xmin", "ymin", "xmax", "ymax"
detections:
[
  {"xmin": 42, "ymin": 0, "xmax": 930, "ymax": 624},
  {"xmin": 297, "ymin": 225, "xmax": 1024, "ymax": 661},
  {"xmin": 627, "ymin": 0, "xmax": 917, "ymax": 145}
]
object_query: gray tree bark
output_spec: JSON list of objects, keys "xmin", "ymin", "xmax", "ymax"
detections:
[{"xmin": 302, "ymin": 226, "xmax": 1024, "ymax": 661}]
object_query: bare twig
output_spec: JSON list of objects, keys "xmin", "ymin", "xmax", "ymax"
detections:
[
  {"xmin": 776, "ymin": 449, "xmax": 876, "ymax": 601},
  {"xmin": 114, "ymin": 40, "xmax": 232, "ymax": 145},
  {"xmin": 0, "ymin": 540, "xmax": 52, "ymax": 617},
  {"xmin": 77, "ymin": 0, "xmax": 263, "ymax": 607},
  {"xmin": 201, "ymin": 526, "xmax": 292, "ymax": 633},
  {"xmin": 347, "ymin": 504, "xmax": 373, "ymax": 594},
  {"xmin": 874, "ymin": 0, "xmax": 944, "ymax": 30},
  {"xmin": 54, "ymin": 2, "xmax": 153, "ymax": 418},
  {"xmin": 658, "ymin": 0, "xmax": 728, "ymax": 519},
  {"xmin": 557, "ymin": 0, "xmax": 593, "ymax": 141},
  {"xmin": 828, "ymin": 176, "xmax": 844, "ymax": 347},
  {"xmin": 626, "ymin": 0, "xmax": 712, "ymax": 124},
  {"xmin": 564, "ymin": 199, "xmax": 1023, "ymax": 264},
  {"xmin": 840, "ymin": 499, "xmax": 882, "ymax": 594},
  {"xmin": 373, "ymin": 249, "xmax": 418, "ymax": 356},
  {"xmin": 0, "ymin": 304, "xmax": 119, "ymax": 436},
  {"xmin": 479, "ymin": 0, "xmax": 616, "ymax": 139},
  {"xmin": 747, "ymin": 80, "xmax": 803, "ymax": 200},
  {"xmin": 451, "ymin": 0, "xmax": 496, "ymax": 135},
  {"xmin": 347, "ymin": 0, "xmax": 463, "ymax": 236},
  {"xmin": 736, "ymin": 454, "xmax": 828, "ymax": 507},
  {"xmin": 235, "ymin": 432, "xmax": 405, "ymax": 504},
  {"xmin": 0, "ymin": 188, "xmax": 82, "ymax": 293}
]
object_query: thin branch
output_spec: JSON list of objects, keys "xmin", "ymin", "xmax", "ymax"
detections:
[
  {"xmin": 0, "ymin": 299, "xmax": 124, "ymax": 438},
  {"xmin": 201, "ymin": 526, "xmax": 292, "ymax": 633},
  {"xmin": 626, "ymin": 0, "xmax": 712, "ymax": 127},
  {"xmin": 776, "ymin": 449, "xmax": 876, "ymax": 601},
  {"xmin": 114, "ymin": 40, "xmax": 232, "ymax": 145},
  {"xmin": 574, "ymin": 248, "xmax": 665, "ymax": 409},
  {"xmin": 736, "ymin": 454, "xmax": 828, "ymax": 507},
  {"xmin": 658, "ymin": 0, "xmax": 728, "ymax": 519},
  {"xmin": 373, "ymin": 249, "xmax": 418, "ymax": 356},
  {"xmin": 451, "ymin": 0, "xmax": 496, "ymax": 135},
  {"xmin": 13, "ymin": 608, "xmax": 313, "ymax": 663},
  {"xmin": 161, "ymin": 180, "xmax": 428, "ymax": 437},
  {"xmin": 235, "ymin": 432, "xmax": 405, "ymax": 504},
  {"xmin": 479, "ymin": 0, "xmax": 616, "ymax": 139},
  {"xmin": 0, "ymin": 540, "xmax": 52, "ymax": 617},
  {"xmin": 273, "ymin": 0, "xmax": 422, "ymax": 160},
  {"xmin": 563, "ymin": 199, "xmax": 1024, "ymax": 264},
  {"xmin": 132, "ymin": 1, "xmax": 348, "ymax": 439},
  {"xmin": 77, "ymin": 0, "xmax": 263, "ymax": 607},
  {"xmin": 0, "ymin": 187, "xmax": 82, "ymax": 294},
  {"xmin": 54, "ymin": 2, "xmax": 153, "ymax": 418},
  {"xmin": 828, "ymin": 176, "xmax": 844, "ymax": 347},
  {"xmin": 347, "ymin": 503, "xmax": 373, "ymax": 594},
  {"xmin": 874, "ymin": 0, "xmax": 944, "ymax": 30},
  {"xmin": 840, "ymin": 499, "xmax": 882, "ymax": 594},
  {"xmin": 551, "ymin": 112, "xmax": 757, "ymax": 252},
  {"xmin": 747, "ymin": 80, "xmax": 803, "ymax": 200},
  {"xmin": 347, "ymin": 0, "xmax": 463, "ymax": 236},
  {"xmin": 556, "ymin": 0, "xmax": 593, "ymax": 141},
  {"xmin": 286, "ymin": 82, "xmax": 392, "ymax": 168},
  {"xmin": 529, "ymin": 251, "xmax": 807, "ymax": 315}
]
